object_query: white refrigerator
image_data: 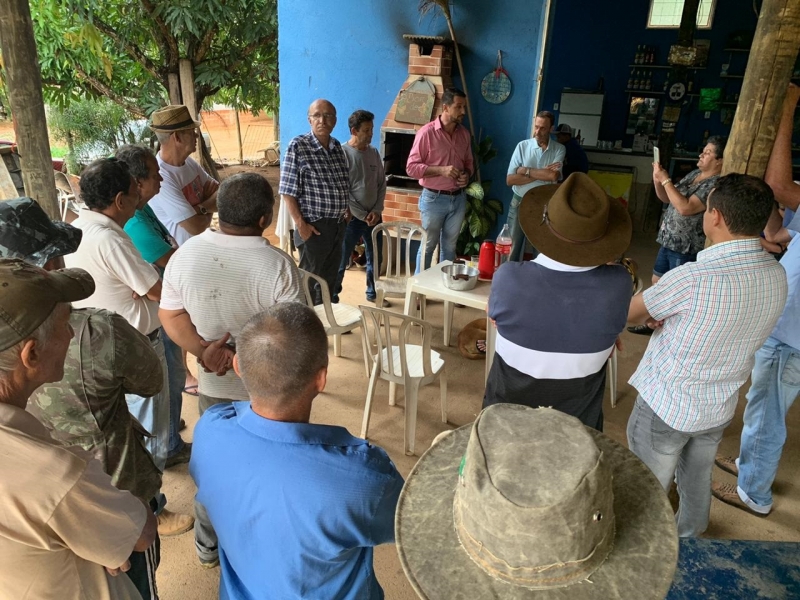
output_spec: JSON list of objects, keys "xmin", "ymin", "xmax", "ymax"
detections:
[{"xmin": 558, "ymin": 91, "xmax": 603, "ymax": 147}]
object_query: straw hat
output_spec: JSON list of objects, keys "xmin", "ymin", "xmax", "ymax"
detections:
[
  {"xmin": 519, "ymin": 172, "xmax": 631, "ymax": 267},
  {"xmin": 149, "ymin": 104, "xmax": 200, "ymax": 132},
  {"xmin": 396, "ymin": 404, "xmax": 678, "ymax": 599}
]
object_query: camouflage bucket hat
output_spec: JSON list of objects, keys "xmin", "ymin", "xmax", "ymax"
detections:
[
  {"xmin": 0, "ymin": 198, "xmax": 82, "ymax": 267},
  {"xmin": 0, "ymin": 258, "xmax": 94, "ymax": 351},
  {"xmin": 395, "ymin": 405, "xmax": 679, "ymax": 600}
]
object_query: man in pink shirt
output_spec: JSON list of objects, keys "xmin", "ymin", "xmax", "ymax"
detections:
[{"xmin": 406, "ymin": 88, "xmax": 474, "ymax": 272}]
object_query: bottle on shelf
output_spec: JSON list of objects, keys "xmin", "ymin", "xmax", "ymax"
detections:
[
  {"xmin": 701, "ymin": 129, "xmax": 710, "ymax": 146},
  {"xmin": 635, "ymin": 45, "xmax": 642, "ymax": 64},
  {"xmin": 648, "ymin": 47, "xmax": 654, "ymax": 64},
  {"xmin": 663, "ymin": 78, "xmax": 669, "ymax": 92},
  {"xmin": 494, "ymin": 224, "xmax": 512, "ymax": 272},
  {"xmin": 648, "ymin": 72, "xmax": 653, "ymax": 90},
  {"xmin": 633, "ymin": 71, "xmax": 640, "ymax": 90},
  {"xmin": 627, "ymin": 70, "xmax": 634, "ymax": 89},
  {"xmin": 576, "ymin": 129, "xmax": 582, "ymax": 145}
]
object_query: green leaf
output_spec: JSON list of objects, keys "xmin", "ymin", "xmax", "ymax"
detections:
[
  {"xmin": 487, "ymin": 199, "xmax": 504, "ymax": 215},
  {"xmin": 469, "ymin": 213, "xmax": 483, "ymax": 238}
]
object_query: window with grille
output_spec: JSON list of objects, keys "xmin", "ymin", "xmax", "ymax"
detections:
[{"xmin": 648, "ymin": 0, "xmax": 716, "ymax": 28}]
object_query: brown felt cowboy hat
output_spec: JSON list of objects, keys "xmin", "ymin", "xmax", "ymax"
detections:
[
  {"xmin": 396, "ymin": 404, "xmax": 678, "ymax": 600},
  {"xmin": 149, "ymin": 104, "xmax": 201, "ymax": 132},
  {"xmin": 519, "ymin": 172, "xmax": 632, "ymax": 267}
]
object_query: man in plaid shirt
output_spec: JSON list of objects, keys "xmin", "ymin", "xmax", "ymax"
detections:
[
  {"xmin": 626, "ymin": 174, "xmax": 787, "ymax": 538},
  {"xmin": 279, "ymin": 99, "xmax": 350, "ymax": 304}
]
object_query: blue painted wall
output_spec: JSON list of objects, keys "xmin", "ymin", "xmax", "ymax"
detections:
[
  {"xmin": 540, "ymin": 0, "xmax": 762, "ymax": 150},
  {"xmin": 278, "ymin": 0, "xmax": 549, "ymax": 231}
]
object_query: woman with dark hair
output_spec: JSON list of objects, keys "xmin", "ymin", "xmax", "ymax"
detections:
[{"xmin": 629, "ymin": 136, "xmax": 725, "ymax": 336}]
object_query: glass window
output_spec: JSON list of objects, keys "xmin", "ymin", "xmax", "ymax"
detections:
[{"xmin": 648, "ymin": 0, "xmax": 715, "ymax": 28}]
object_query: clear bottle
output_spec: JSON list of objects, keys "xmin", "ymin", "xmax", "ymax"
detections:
[{"xmin": 495, "ymin": 224, "xmax": 512, "ymax": 271}]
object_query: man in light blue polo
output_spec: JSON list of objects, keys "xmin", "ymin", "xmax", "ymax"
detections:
[
  {"xmin": 505, "ymin": 111, "xmax": 565, "ymax": 261},
  {"xmin": 190, "ymin": 302, "xmax": 403, "ymax": 599}
]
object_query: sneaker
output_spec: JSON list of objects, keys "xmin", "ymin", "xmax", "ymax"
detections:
[
  {"xmin": 199, "ymin": 556, "xmax": 220, "ymax": 569},
  {"xmin": 711, "ymin": 482, "xmax": 769, "ymax": 517},
  {"xmin": 157, "ymin": 509, "xmax": 195, "ymax": 537},
  {"xmin": 715, "ymin": 455, "xmax": 738, "ymax": 476},
  {"xmin": 179, "ymin": 418, "xmax": 186, "ymax": 431},
  {"xmin": 165, "ymin": 442, "xmax": 192, "ymax": 469},
  {"xmin": 627, "ymin": 324, "xmax": 654, "ymax": 336}
]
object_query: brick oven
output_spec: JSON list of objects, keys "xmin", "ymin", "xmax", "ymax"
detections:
[{"xmin": 380, "ymin": 35, "xmax": 454, "ymax": 225}]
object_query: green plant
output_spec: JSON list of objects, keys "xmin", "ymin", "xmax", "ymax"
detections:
[{"xmin": 457, "ymin": 136, "xmax": 503, "ymax": 256}]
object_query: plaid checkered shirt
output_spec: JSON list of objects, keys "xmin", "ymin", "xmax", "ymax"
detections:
[
  {"xmin": 278, "ymin": 132, "xmax": 350, "ymax": 222},
  {"xmin": 629, "ymin": 238, "xmax": 788, "ymax": 432}
]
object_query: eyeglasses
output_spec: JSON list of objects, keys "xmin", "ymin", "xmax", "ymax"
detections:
[{"xmin": 308, "ymin": 113, "xmax": 336, "ymax": 122}]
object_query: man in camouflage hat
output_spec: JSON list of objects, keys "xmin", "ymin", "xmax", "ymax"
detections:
[
  {"xmin": 0, "ymin": 198, "xmax": 193, "ymax": 599},
  {"xmin": 0, "ymin": 257, "xmax": 157, "ymax": 599}
]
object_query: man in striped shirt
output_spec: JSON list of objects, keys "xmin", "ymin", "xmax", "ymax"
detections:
[
  {"xmin": 159, "ymin": 172, "xmax": 303, "ymax": 568},
  {"xmin": 626, "ymin": 174, "xmax": 787, "ymax": 538}
]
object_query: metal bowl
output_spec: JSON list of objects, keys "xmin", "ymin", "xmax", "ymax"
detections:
[{"xmin": 441, "ymin": 263, "xmax": 479, "ymax": 291}]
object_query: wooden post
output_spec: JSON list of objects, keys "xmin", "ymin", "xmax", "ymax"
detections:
[
  {"xmin": 0, "ymin": 0, "xmax": 59, "ymax": 218},
  {"xmin": 234, "ymin": 108, "xmax": 243, "ymax": 164},
  {"xmin": 168, "ymin": 73, "xmax": 182, "ymax": 105},
  {"xmin": 722, "ymin": 0, "xmax": 800, "ymax": 176},
  {"xmin": 178, "ymin": 59, "xmax": 201, "ymax": 163}
]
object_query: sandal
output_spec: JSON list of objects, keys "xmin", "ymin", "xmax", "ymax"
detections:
[{"xmin": 183, "ymin": 385, "xmax": 199, "ymax": 396}]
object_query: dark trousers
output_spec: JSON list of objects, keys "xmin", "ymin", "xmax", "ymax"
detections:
[
  {"xmin": 127, "ymin": 499, "xmax": 161, "ymax": 599},
  {"xmin": 294, "ymin": 217, "xmax": 346, "ymax": 305}
]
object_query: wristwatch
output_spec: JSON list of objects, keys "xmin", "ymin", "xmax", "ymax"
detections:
[{"xmin": 198, "ymin": 205, "xmax": 209, "ymax": 215}]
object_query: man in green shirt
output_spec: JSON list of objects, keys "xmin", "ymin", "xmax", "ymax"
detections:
[{"xmin": 117, "ymin": 144, "xmax": 192, "ymax": 470}]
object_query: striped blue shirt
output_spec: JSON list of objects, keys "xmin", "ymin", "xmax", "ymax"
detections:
[
  {"xmin": 278, "ymin": 132, "xmax": 350, "ymax": 222},
  {"xmin": 630, "ymin": 238, "xmax": 787, "ymax": 432}
]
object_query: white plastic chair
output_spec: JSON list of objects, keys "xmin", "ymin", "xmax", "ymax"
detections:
[
  {"xmin": 359, "ymin": 305, "xmax": 446, "ymax": 456},
  {"xmin": 372, "ymin": 221, "xmax": 428, "ymax": 314},
  {"xmin": 55, "ymin": 171, "xmax": 83, "ymax": 220},
  {"xmin": 608, "ymin": 275, "xmax": 643, "ymax": 407},
  {"xmin": 299, "ymin": 269, "xmax": 369, "ymax": 375}
]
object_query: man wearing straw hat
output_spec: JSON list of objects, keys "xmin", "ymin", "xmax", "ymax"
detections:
[
  {"xmin": 148, "ymin": 104, "xmax": 219, "ymax": 247},
  {"xmin": 395, "ymin": 404, "xmax": 679, "ymax": 599},
  {"xmin": 483, "ymin": 172, "xmax": 633, "ymax": 431}
]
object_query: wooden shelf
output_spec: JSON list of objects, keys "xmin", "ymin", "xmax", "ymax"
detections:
[
  {"xmin": 625, "ymin": 89, "xmax": 663, "ymax": 94},
  {"xmin": 723, "ymin": 48, "xmax": 750, "ymax": 53},
  {"xmin": 628, "ymin": 64, "xmax": 705, "ymax": 70},
  {"xmin": 720, "ymin": 74, "xmax": 745, "ymax": 79}
]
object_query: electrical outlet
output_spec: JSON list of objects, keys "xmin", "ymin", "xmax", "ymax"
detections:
[
  {"xmin": 704, "ymin": 111, "xmax": 711, "ymax": 119},
  {"xmin": 553, "ymin": 103, "xmax": 559, "ymax": 111}
]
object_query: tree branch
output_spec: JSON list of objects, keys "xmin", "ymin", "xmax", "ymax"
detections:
[
  {"xmin": 74, "ymin": 65, "xmax": 147, "ymax": 118},
  {"xmin": 89, "ymin": 16, "xmax": 164, "ymax": 83},
  {"xmin": 220, "ymin": 35, "xmax": 275, "ymax": 74},
  {"xmin": 194, "ymin": 27, "xmax": 217, "ymax": 64},
  {"xmin": 139, "ymin": 0, "xmax": 178, "ymax": 67}
]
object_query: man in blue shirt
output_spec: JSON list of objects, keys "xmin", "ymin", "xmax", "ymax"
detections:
[
  {"xmin": 505, "ymin": 111, "xmax": 565, "ymax": 261},
  {"xmin": 190, "ymin": 302, "xmax": 403, "ymax": 599},
  {"xmin": 712, "ymin": 84, "xmax": 800, "ymax": 517}
]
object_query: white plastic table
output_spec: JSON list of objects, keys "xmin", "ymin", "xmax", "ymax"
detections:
[{"xmin": 403, "ymin": 260, "xmax": 496, "ymax": 382}]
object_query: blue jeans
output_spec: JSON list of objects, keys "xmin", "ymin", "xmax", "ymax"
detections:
[
  {"xmin": 126, "ymin": 334, "xmax": 170, "ymax": 472},
  {"xmin": 162, "ymin": 328, "xmax": 186, "ymax": 457},
  {"xmin": 416, "ymin": 189, "xmax": 467, "ymax": 273},
  {"xmin": 627, "ymin": 396, "xmax": 729, "ymax": 537},
  {"xmin": 507, "ymin": 193, "xmax": 533, "ymax": 262},
  {"xmin": 653, "ymin": 246, "xmax": 697, "ymax": 277},
  {"xmin": 737, "ymin": 337, "xmax": 800, "ymax": 511},
  {"xmin": 334, "ymin": 216, "xmax": 377, "ymax": 301}
]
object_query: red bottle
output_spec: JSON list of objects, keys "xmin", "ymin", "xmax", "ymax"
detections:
[{"xmin": 478, "ymin": 240, "xmax": 496, "ymax": 280}]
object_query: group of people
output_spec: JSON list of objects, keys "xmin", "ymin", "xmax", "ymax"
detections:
[{"xmin": 0, "ymin": 81, "xmax": 797, "ymax": 600}]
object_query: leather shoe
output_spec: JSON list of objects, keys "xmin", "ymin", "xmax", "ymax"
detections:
[
  {"xmin": 715, "ymin": 455, "xmax": 738, "ymax": 476},
  {"xmin": 711, "ymin": 482, "xmax": 769, "ymax": 517},
  {"xmin": 627, "ymin": 324, "xmax": 654, "ymax": 336},
  {"xmin": 157, "ymin": 509, "xmax": 195, "ymax": 537},
  {"xmin": 165, "ymin": 442, "xmax": 192, "ymax": 469}
]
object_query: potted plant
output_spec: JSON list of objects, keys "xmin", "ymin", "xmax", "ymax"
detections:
[{"xmin": 457, "ymin": 135, "xmax": 504, "ymax": 257}]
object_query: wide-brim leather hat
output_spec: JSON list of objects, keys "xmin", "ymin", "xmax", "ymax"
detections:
[
  {"xmin": 520, "ymin": 172, "xmax": 632, "ymax": 267},
  {"xmin": 396, "ymin": 404, "xmax": 678, "ymax": 600},
  {"xmin": 150, "ymin": 104, "xmax": 201, "ymax": 132}
]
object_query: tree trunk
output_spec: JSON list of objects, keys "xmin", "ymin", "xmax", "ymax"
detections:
[
  {"xmin": 168, "ymin": 73, "xmax": 181, "ymax": 105},
  {"xmin": 0, "ymin": 0, "xmax": 59, "ymax": 218},
  {"xmin": 234, "ymin": 106, "xmax": 243, "ymax": 164},
  {"xmin": 178, "ymin": 59, "xmax": 201, "ymax": 165},
  {"xmin": 722, "ymin": 0, "xmax": 800, "ymax": 176}
]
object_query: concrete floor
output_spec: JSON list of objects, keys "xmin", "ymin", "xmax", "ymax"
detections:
[{"xmin": 156, "ymin": 231, "xmax": 799, "ymax": 599}]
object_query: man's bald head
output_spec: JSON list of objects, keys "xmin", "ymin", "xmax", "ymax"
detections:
[{"xmin": 307, "ymin": 99, "xmax": 337, "ymax": 141}]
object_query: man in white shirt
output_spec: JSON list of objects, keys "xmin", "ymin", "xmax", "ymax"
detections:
[
  {"xmin": 66, "ymin": 158, "xmax": 194, "ymax": 537},
  {"xmin": 148, "ymin": 105, "xmax": 219, "ymax": 247},
  {"xmin": 159, "ymin": 171, "xmax": 303, "ymax": 567},
  {"xmin": 506, "ymin": 111, "xmax": 565, "ymax": 261}
]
